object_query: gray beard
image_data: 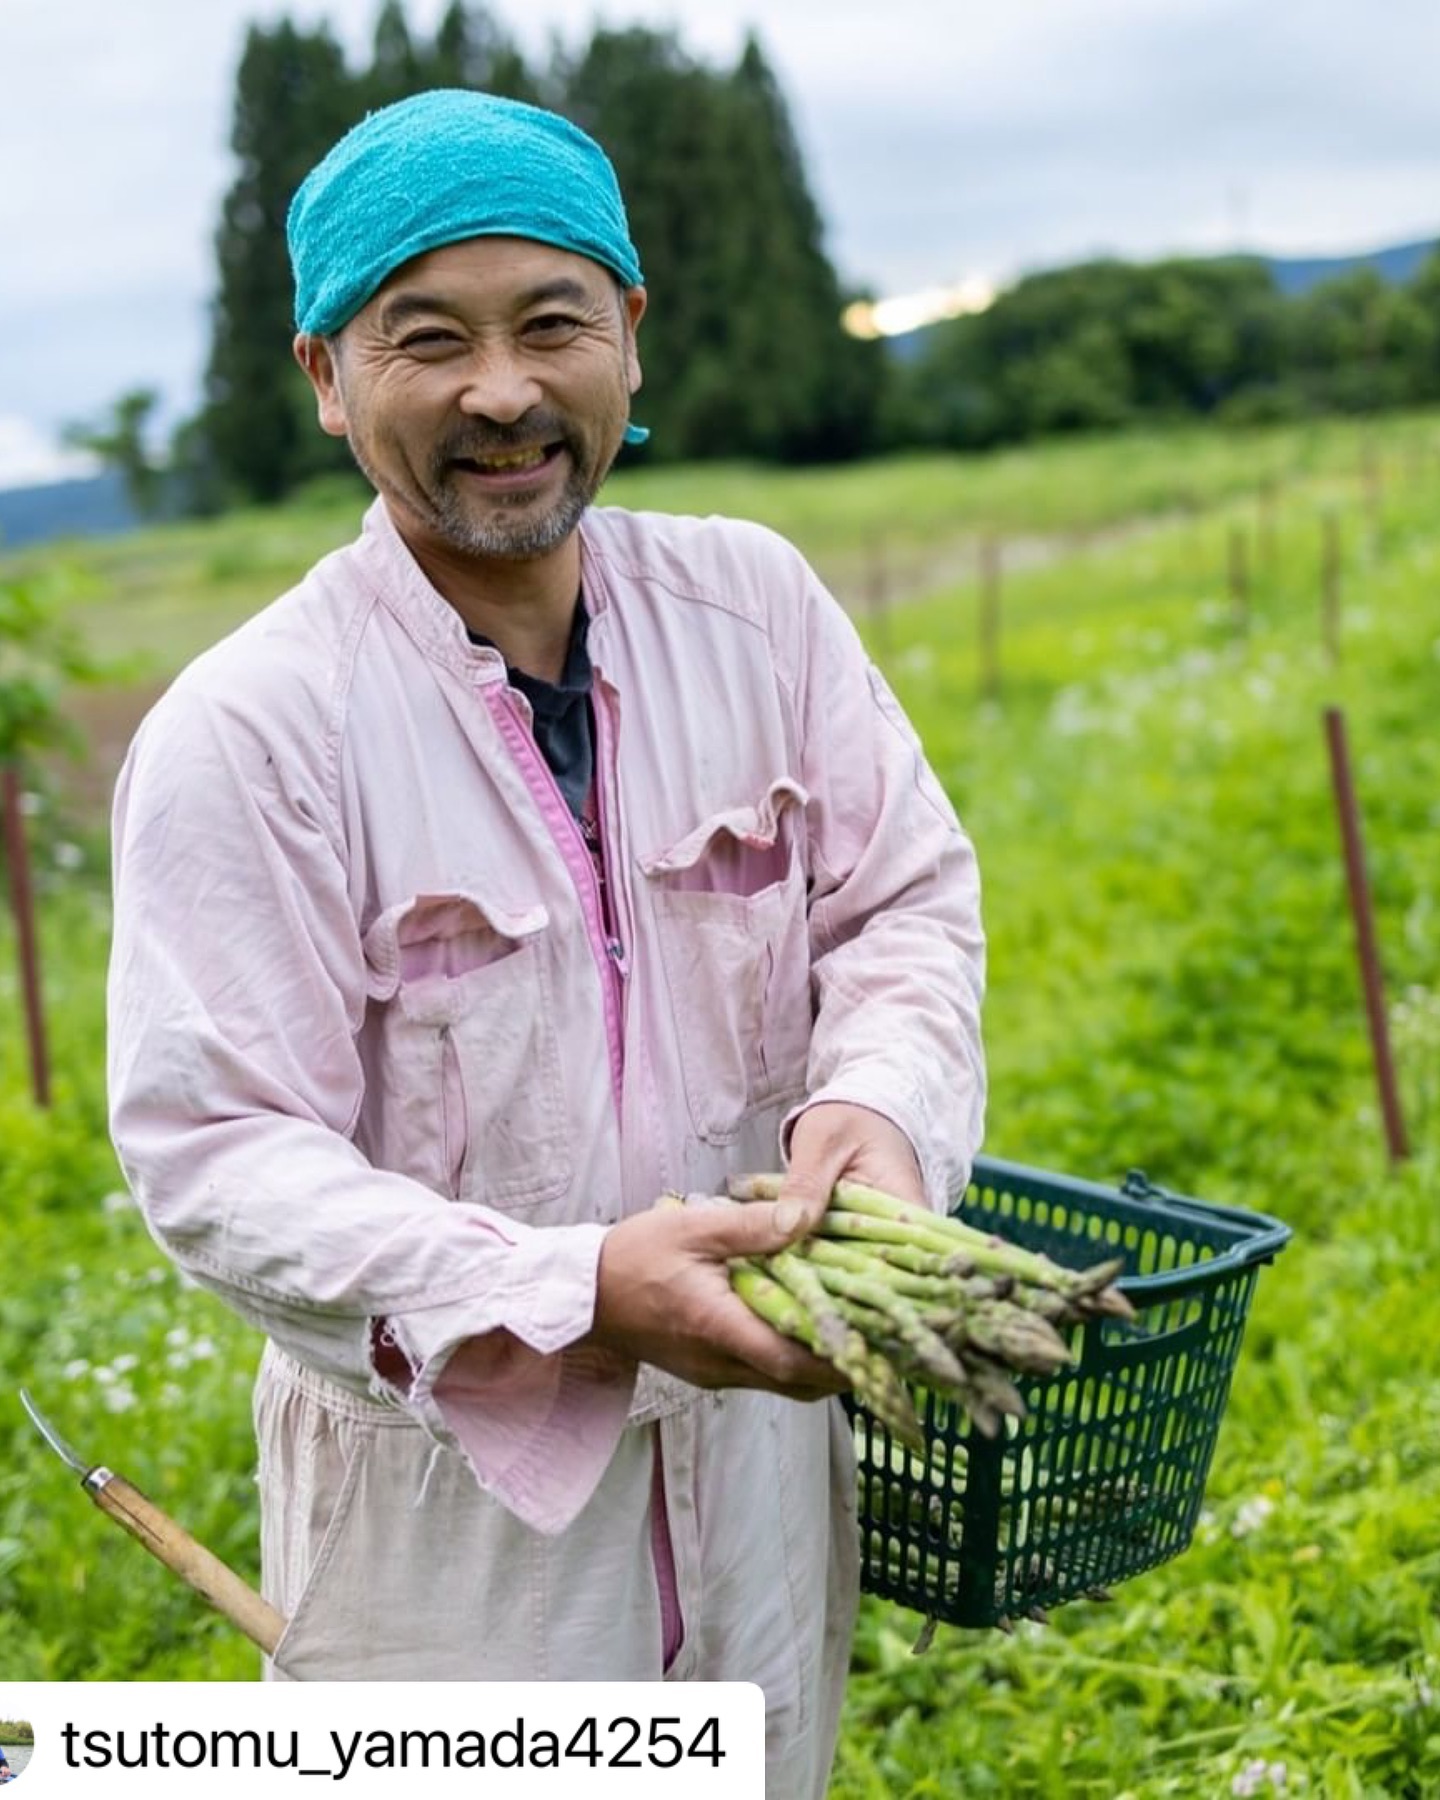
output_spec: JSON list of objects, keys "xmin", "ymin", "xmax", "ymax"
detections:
[
  {"xmin": 344, "ymin": 435, "xmax": 607, "ymax": 562},
  {"xmin": 428, "ymin": 468, "xmax": 595, "ymax": 561}
]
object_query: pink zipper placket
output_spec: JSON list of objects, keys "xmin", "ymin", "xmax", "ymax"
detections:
[
  {"xmin": 588, "ymin": 668, "xmax": 631, "ymax": 1016},
  {"xmin": 484, "ymin": 683, "xmax": 626, "ymax": 1114}
]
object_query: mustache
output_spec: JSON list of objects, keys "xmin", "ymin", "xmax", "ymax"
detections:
[{"xmin": 437, "ymin": 414, "xmax": 570, "ymax": 464}]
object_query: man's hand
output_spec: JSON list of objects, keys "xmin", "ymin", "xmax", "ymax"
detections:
[
  {"xmin": 588, "ymin": 1198, "xmax": 848, "ymax": 1399},
  {"xmin": 778, "ymin": 1101, "xmax": 926, "ymax": 1232}
]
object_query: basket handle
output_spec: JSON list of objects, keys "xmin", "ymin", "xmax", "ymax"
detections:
[{"xmin": 1114, "ymin": 1169, "xmax": 1291, "ymax": 1305}]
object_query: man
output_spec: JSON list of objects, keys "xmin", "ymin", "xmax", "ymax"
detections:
[{"xmin": 108, "ymin": 90, "xmax": 984, "ymax": 1797}]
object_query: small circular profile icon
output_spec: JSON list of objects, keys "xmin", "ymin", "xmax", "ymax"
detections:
[{"xmin": 0, "ymin": 1716, "xmax": 33, "ymax": 1782}]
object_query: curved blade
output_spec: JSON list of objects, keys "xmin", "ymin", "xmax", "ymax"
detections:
[{"xmin": 19, "ymin": 1387, "xmax": 89, "ymax": 1474}]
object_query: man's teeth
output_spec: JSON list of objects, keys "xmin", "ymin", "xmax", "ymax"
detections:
[{"xmin": 468, "ymin": 448, "xmax": 549, "ymax": 472}]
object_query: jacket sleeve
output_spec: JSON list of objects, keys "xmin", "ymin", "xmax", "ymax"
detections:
[
  {"xmin": 107, "ymin": 675, "xmax": 633, "ymax": 1535},
  {"xmin": 783, "ymin": 558, "xmax": 986, "ymax": 1212}
]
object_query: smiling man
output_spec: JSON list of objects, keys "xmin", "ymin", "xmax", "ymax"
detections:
[{"xmin": 107, "ymin": 90, "xmax": 985, "ymax": 1799}]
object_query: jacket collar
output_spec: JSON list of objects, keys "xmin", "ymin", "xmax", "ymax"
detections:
[{"xmin": 358, "ymin": 497, "xmax": 614, "ymax": 675}]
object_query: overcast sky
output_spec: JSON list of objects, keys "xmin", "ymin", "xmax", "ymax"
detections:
[{"xmin": 4, "ymin": 0, "xmax": 1440, "ymax": 485}]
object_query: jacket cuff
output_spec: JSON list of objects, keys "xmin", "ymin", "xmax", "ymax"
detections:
[{"xmin": 369, "ymin": 1221, "xmax": 638, "ymax": 1535}]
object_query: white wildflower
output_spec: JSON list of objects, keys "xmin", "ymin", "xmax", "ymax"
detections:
[
  {"xmin": 52, "ymin": 841, "xmax": 84, "ymax": 871},
  {"xmin": 1231, "ymin": 1758, "xmax": 1289, "ymax": 1797},
  {"xmin": 1231, "ymin": 1494, "xmax": 1276, "ymax": 1537}
]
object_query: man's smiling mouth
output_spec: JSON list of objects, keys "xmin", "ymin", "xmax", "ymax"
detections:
[{"xmin": 453, "ymin": 444, "xmax": 559, "ymax": 474}]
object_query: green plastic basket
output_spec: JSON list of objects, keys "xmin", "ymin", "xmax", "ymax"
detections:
[{"xmin": 851, "ymin": 1154, "xmax": 1292, "ymax": 1627}]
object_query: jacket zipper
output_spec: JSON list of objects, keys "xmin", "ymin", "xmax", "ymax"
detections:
[{"xmin": 488, "ymin": 684, "xmax": 626, "ymax": 1114}]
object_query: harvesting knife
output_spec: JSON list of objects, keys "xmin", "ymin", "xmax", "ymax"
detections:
[{"xmin": 18, "ymin": 1386, "xmax": 285, "ymax": 1656}]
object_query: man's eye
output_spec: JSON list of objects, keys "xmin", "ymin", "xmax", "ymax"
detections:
[
  {"xmin": 398, "ymin": 329, "xmax": 460, "ymax": 352},
  {"xmin": 524, "ymin": 314, "xmax": 583, "ymax": 341}
]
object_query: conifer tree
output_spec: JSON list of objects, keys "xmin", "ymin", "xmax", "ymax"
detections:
[
  {"xmin": 365, "ymin": 0, "xmax": 424, "ymax": 109},
  {"xmin": 560, "ymin": 27, "xmax": 877, "ymax": 462},
  {"xmin": 719, "ymin": 34, "xmax": 882, "ymax": 460},
  {"xmin": 198, "ymin": 19, "xmax": 361, "ymax": 505},
  {"xmin": 429, "ymin": 0, "xmax": 538, "ymax": 99}
]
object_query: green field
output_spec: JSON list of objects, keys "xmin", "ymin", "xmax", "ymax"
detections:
[{"xmin": 2, "ymin": 414, "xmax": 1439, "ymax": 1795}]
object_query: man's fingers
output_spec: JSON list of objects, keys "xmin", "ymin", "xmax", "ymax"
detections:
[
  {"xmin": 774, "ymin": 1170, "xmax": 833, "ymax": 1233},
  {"xmin": 682, "ymin": 1195, "xmax": 815, "ymax": 1257},
  {"xmin": 717, "ymin": 1312, "xmax": 847, "ymax": 1396},
  {"xmin": 775, "ymin": 1155, "xmax": 846, "ymax": 1238},
  {"xmin": 771, "ymin": 1196, "xmax": 812, "ymax": 1239}
]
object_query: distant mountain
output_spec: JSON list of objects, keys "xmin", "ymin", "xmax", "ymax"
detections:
[
  {"xmin": 0, "ymin": 470, "xmax": 138, "ymax": 552},
  {"xmin": 1264, "ymin": 236, "xmax": 1439, "ymax": 295}
]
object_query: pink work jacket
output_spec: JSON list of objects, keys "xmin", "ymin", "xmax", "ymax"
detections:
[{"xmin": 107, "ymin": 499, "xmax": 984, "ymax": 1777}]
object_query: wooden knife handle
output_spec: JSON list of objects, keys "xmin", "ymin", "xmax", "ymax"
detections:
[{"xmin": 90, "ymin": 1472, "xmax": 287, "ymax": 1656}]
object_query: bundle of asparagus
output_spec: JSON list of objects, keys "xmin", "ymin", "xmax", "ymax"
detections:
[{"xmin": 722, "ymin": 1173, "xmax": 1135, "ymax": 1451}]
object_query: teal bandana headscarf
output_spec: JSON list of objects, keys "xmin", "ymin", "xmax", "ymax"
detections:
[{"xmin": 287, "ymin": 89, "xmax": 649, "ymax": 444}]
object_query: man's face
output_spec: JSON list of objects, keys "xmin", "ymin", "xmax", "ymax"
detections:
[{"xmin": 297, "ymin": 236, "xmax": 645, "ymax": 564}]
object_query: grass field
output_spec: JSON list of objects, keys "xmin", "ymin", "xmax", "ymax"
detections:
[{"xmin": 2, "ymin": 412, "xmax": 1439, "ymax": 1794}]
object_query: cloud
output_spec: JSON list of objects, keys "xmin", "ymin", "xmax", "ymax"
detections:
[{"xmin": 0, "ymin": 416, "xmax": 100, "ymax": 491}]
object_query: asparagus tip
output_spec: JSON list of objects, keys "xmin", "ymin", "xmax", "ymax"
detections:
[{"xmin": 727, "ymin": 1172, "xmax": 782, "ymax": 1202}]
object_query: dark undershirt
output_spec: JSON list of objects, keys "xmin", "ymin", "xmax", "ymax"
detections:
[{"xmin": 469, "ymin": 603, "xmax": 595, "ymax": 822}]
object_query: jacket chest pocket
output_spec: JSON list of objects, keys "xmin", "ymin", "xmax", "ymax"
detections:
[
  {"xmin": 639, "ymin": 779, "xmax": 813, "ymax": 1145},
  {"xmin": 360, "ymin": 892, "xmax": 572, "ymax": 1212}
]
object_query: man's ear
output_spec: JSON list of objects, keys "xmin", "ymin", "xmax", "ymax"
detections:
[
  {"xmin": 293, "ymin": 333, "xmax": 349, "ymax": 438},
  {"xmin": 622, "ymin": 285, "xmax": 647, "ymax": 395}
]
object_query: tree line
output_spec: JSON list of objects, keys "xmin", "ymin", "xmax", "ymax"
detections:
[
  {"xmin": 890, "ymin": 250, "xmax": 1440, "ymax": 452},
  {"xmin": 74, "ymin": 1, "xmax": 1440, "ymax": 516}
]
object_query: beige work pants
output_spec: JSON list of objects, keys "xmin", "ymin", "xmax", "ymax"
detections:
[{"xmin": 256, "ymin": 1345, "xmax": 859, "ymax": 1799}]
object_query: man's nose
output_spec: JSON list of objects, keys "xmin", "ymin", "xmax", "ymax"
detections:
[{"xmin": 456, "ymin": 345, "xmax": 544, "ymax": 424}]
